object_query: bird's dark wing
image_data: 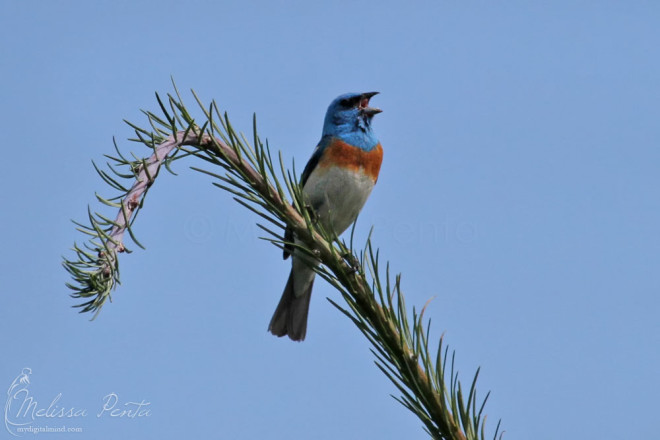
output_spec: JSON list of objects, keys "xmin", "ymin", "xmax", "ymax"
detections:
[
  {"xmin": 300, "ymin": 136, "xmax": 330, "ymax": 187},
  {"xmin": 283, "ymin": 136, "xmax": 331, "ymax": 259},
  {"xmin": 283, "ymin": 225, "xmax": 294, "ymax": 259}
]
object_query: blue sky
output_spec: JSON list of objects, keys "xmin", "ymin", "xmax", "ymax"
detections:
[{"xmin": 1, "ymin": 1, "xmax": 659, "ymax": 439}]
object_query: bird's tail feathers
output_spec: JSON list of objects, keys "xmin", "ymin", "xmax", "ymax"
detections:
[{"xmin": 268, "ymin": 270, "xmax": 314, "ymax": 341}]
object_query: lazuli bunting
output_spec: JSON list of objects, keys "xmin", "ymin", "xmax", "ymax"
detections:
[{"xmin": 268, "ymin": 92, "xmax": 383, "ymax": 341}]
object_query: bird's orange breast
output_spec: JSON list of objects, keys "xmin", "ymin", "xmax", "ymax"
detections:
[{"xmin": 318, "ymin": 140, "xmax": 383, "ymax": 182}]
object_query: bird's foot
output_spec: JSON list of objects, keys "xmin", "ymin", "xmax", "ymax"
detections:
[
  {"xmin": 304, "ymin": 203, "xmax": 319, "ymax": 224},
  {"xmin": 342, "ymin": 252, "xmax": 360, "ymax": 274}
]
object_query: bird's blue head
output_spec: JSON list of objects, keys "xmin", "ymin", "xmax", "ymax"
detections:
[{"xmin": 321, "ymin": 92, "xmax": 382, "ymax": 149}]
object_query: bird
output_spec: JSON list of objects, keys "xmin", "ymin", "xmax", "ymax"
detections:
[
  {"xmin": 5, "ymin": 367, "xmax": 32, "ymax": 434},
  {"xmin": 268, "ymin": 92, "xmax": 383, "ymax": 341}
]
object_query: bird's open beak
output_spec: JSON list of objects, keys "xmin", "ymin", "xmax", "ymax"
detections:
[{"xmin": 359, "ymin": 91, "xmax": 382, "ymax": 116}]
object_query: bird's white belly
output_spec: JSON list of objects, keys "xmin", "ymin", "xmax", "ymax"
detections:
[{"xmin": 302, "ymin": 166, "xmax": 376, "ymax": 236}]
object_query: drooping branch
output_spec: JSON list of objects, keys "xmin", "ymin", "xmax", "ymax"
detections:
[{"xmin": 63, "ymin": 86, "xmax": 501, "ymax": 440}]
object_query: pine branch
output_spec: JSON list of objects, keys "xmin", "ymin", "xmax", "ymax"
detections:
[{"xmin": 63, "ymin": 83, "xmax": 502, "ymax": 440}]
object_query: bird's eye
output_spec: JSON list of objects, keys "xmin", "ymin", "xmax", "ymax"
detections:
[{"xmin": 340, "ymin": 96, "xmax": 360, "ymax": 108}]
